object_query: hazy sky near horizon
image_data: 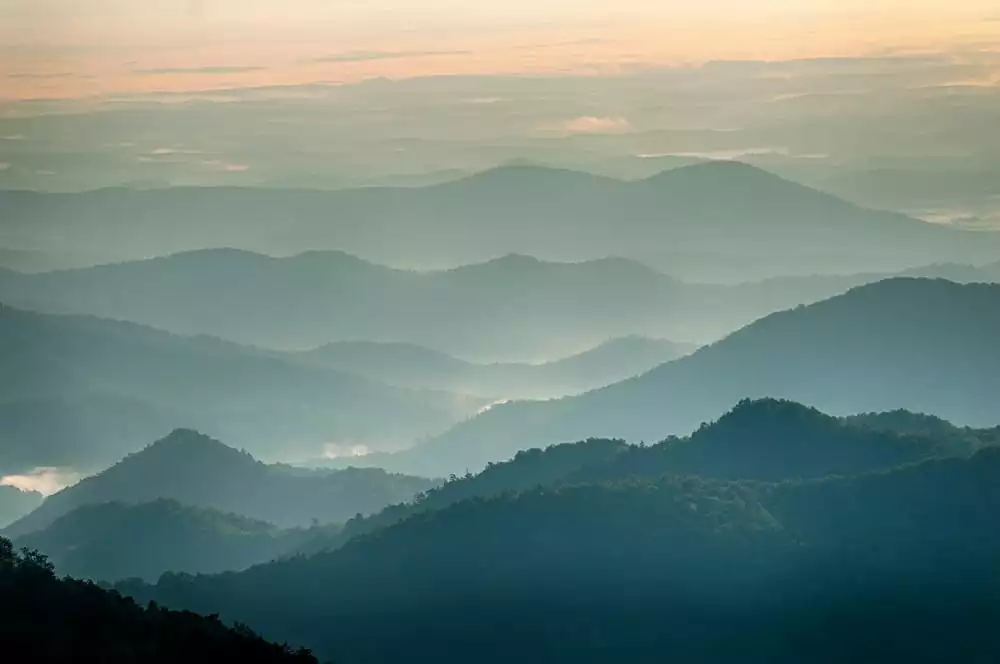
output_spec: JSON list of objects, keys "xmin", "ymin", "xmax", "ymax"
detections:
[
  {"xmin": 2, "ymin": 0, "xmax": 999, "ymax": 230},
  {"xmin": 2, "ymin": 1, "xmax": 999, "ymax": 100}
]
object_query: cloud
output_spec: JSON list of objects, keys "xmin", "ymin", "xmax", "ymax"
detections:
[
  {"xmin": 1, "ymin": 467, "xmax": 81, "ymax": 496},
  {"xmin": 310, "ymin": 49, "xmax": 470, "ymax": 63},
  {"xmin": 149, "ymin": 147, "xmax": 204, "ymax": 156},
  {"xmin": 477, "ymin": 399, "xmax": 511, "ymax": 415},
  {"xmin": 6, "ymin": 72, "xmax": 76, "ymax": 79},
  {"xmin": 322, "ymin": 442, "xmax": 373, "ymax": 459},
  {"xmin": 559, "ymin": 116, "xmax": 630, "ymax": 134},
  {"xmin": 202, "ymin": 159, "xmax": 250, "ymax": 172},
  {"xmin": 0, "ymin": 162, "xmax": 10, "ymax": 171},
  {"xmin": 639, "ymin": 147, "xmax": 791, "ymax": 160},
  {"xmin": 134, "ymin": 66, "xmax": 266, "ymax": 76}
]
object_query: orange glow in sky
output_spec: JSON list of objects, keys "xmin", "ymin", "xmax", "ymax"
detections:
[{"xmin": 1, "ymin": 2, "xmax": 998, "ymax": 101}]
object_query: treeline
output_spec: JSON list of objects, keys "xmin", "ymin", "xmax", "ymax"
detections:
[
  {"xmin": 0, "ymin": 538, "xmax": 317, "ymax": 663},
  {"xmin": 299, "ymin": 398, "xmax": 988, "ymax": 555}
]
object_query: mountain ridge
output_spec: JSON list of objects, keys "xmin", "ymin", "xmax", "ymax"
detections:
[
  {"xmin": 10, "ymin": 247, "xmax": 997, "ymax": 359},
  {"xmin": 5, "ymin": 161, "xmax": 997, "ymax": 280},
  {"xmin": 122, "ymin": 443, "xmax": 1000, "ymax": 663},
  {"xmin": 0, "ymin": 303, "xmax": 482, "ymax": 471},
  {"xmin": 388, "ymin": 278, "xmax": 1000, "ymax": 475},
  {"xmin": 12, "ymin": 498, "xmax": 313, "ymax": 582},
  {"xmin": 0, "ymin": 485, "xmax": 44, "ymax": 529},
  {"xmin": 3, "ymin": 428, "xmax": 439, "ymax": 538}
]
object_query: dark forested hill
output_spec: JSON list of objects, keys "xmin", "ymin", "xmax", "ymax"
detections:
[
  {"xmin": 0, "ymin": 303, "xmax": 481, "ymax": 472},
  {"xmin": 0, "ymin": 538, "xmax": 317, "ymax": 663},
  {"xmin": 128, "ymin": 446, "xmax": 1000, "ymax": 664},
  {"xmin": 297, "ymin": 399, "xmax": 975, "ymax": 555},
  {"xmin": 403, "ymin": 279, "xmax": 1000, "ymax": 475},
  {"xmin": 4, "ymin": 162, "xmax": 997, "ymax": 281},
  {"xmin": 4, "ymin": 429, "xmax": 438, "ymax": 538},
  {"xmin": 13, "ymin": 500, "xmax": 312, "ymax": 582},
  {"xmin": 566, "ymin": 398, "xmax": 965, "ymax": 484},
  {"xmin": 297, "ymin": 437, "xmax": 632, "ymax": 555}
]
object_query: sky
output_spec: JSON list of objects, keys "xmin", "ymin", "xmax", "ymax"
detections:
[{"xmin": 2, "ymin": 1, "xmax": 999, "ymax": 100}]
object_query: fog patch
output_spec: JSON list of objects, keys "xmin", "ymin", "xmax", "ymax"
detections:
[
  {"xmin": 322, "ymin": 442, "xmax": 373, "ymax": 460},
  {"xmin": 559, "ymin": 116, "xmax": 630, "ymax": 135}
]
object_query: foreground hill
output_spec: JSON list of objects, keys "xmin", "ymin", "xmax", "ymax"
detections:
[
  {"xmin": 0, "ymin": 485, "xmax": 43, "ymax": 529},
  {"xmin": 12, "ymin": 500, "xmax": 313, "ymax": 583},
  {"xmin": 298, "ymin": 336, "xmax": 696, "ymax": 399},
  {"xmin": 130, "ymin": 446, "xmax": 1000, "ymax": 663},
  {"xmin": 399, "ymin": 279, "xmax": 1000, "ymax": 475},
  {"xmin": 0, "ymin": 304, "xmax": 481, "ymax": 471},
  {"xmin": 4, "ymin": 430, "xmax": 438, "ymax": 538},
  {"xmin": 4, "ymin": 162, "xmax": 997, "ymax": 281},
  {"xmin": 0, "ymin": 539, "xmax": 316, "ymax": 663}
]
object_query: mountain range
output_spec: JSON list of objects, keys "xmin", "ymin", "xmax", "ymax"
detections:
[
  {"xmin": 0, "ymin": 249, "xmax": 724, "ymax": 356},
  {"xmin": 114, "ymin": 399, "xmax": 1000, "ymax": 663},
  {"xmin": 6, "ymin": 275, "xmax": 998, "ymax": 477},
  {"xmin": 4, "ymin": 161, "xmax": 999, "ymax": 280},
  {"xmin": 384, "ymin": 278, "xmax": 1000, "ymax": 475},
  {"xmin": 0, "ymin": 304, "xmax": 483, "ymax": 471},
  {"xmin": 4, "ymin": 247, "xmax": 997, "ymax": 359},
  {"xmin": 299, "ymin": 398, "xmax": 992, "ymax": 556},
  {"xmin": 14, "ymin": 398, "xmax": 994, "ymax": 596},
  {"xmin": 2, "ymin": 429, "xmax": 438, "ymax": 538}
]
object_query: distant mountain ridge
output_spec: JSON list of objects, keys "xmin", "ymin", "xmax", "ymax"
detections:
[
  {"xmin": 0, "ymin": 250, "xmax": 698, "ymax": 356},
  {"xmin": 0, "ymin": 485, "xmax": 43, "ymax": 529},
  {"xmin": 0, "ymin": 304, "xmax": 483, "ymax": 471},
  {"xmin": 3, "ymin": 429, "xmax": 439, "ymax": 538},
  {"xmin": 297, "ymin": 336, "xmax": 697, "ymax": 399},
  {"xmin": 388, "ymin": 278, "xmax": 1000, "ymax": 475},
  {"xmin": 6, "ymin": 247, "xmax": 996, "ymax": 358},
  {"xmin": 4, "ymin": 161, "xmax": 998, "ymax": 281}
]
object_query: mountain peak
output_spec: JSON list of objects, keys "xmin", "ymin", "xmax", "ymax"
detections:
[
  {"xmin": 452, "ymin": 163, "xmax": 615, "ymax": 190},
  {"xmin": 288, "ymin": 249, "xmax": 387, "ymax": 270},
  {"xmin": 485, "ymin": 253, "xmax": 545, "ymax": 266},
  {"xmin": 643, "ymin": 160, "xmax": 795, "ymax": 188},
  {"xmin": 134, "ymin": 429, "xmax": 259, "ymax": 469},
  {"xmin": 151, "ymin": 427, "xmax": 222, "ymax": 448},
  {"xmin": 710, "ymin": 398, "xmax": 831, "ymax": 431},
  {"xmin": 159, "ymin": 247, "xmax": 268, "ymax": 263}
]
